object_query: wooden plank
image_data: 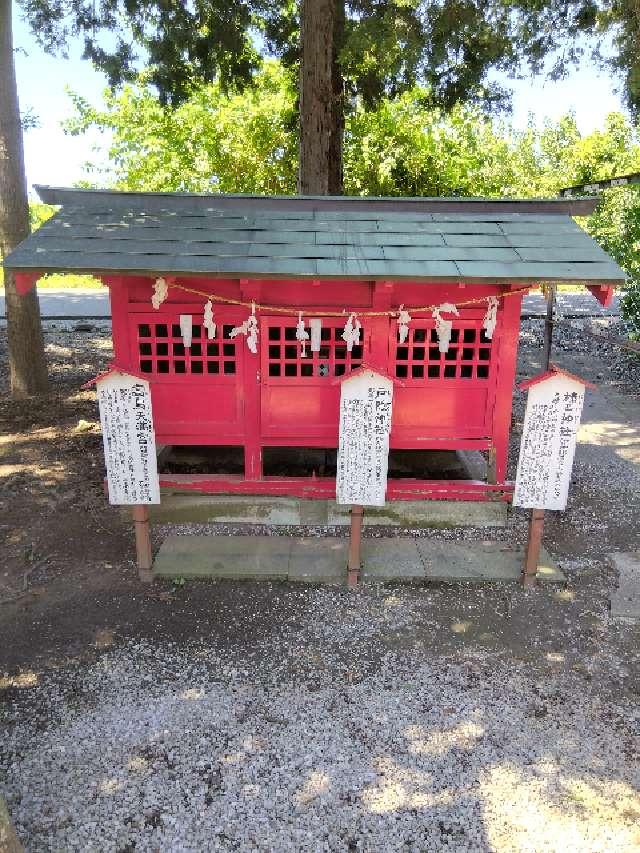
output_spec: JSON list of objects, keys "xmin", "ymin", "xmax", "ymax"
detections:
[
  {"xmin": 444, "ymin": 232, "xmax": 593, "ymax": 249},
  {"xmin": 316, "ymin": 258, "xmax": 460, "ymax": 277},
  {"xmin": 36, "ymin": 186, "xmax": 599, "ymax": 215},
  {"xmin": 382, "ymin": 246, "xmax": 520, "ymax": 262},
  {"xmin": 515, "ymin": 246, "xmax": 611, "ymax": 262},
  {"xmin": 499, "ymin": 221, "xmax": 583, "ymax": 235},
  {"xmin": 454, "ymin": 260, "xmax": 625, "ymax": 281},
  {"xmin": 36, "ymin": 223, "xmax": 321, "ymax": 244},
  {"xmin": 317, "ymin": 231, "xmax": 446, "ymax": 247}
]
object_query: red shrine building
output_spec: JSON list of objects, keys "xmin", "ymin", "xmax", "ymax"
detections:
[{"xmin": 5, "ymin": 187, "xmax": 625, "ymax": 506}]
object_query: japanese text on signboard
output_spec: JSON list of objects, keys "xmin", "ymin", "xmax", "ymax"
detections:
[
  {"xmin": 513, "ymin": 376, "xmax": 586, "ymax": 511},
  {"xmin": 336, "ymin": 372, "xmax": 393, "ymax": 507},
  {"xmin": 97, "ymin": 374, "xmax": 160, "ymax": 505}
]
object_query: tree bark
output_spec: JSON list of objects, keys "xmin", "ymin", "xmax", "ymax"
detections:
[
  {"xmin": 298, "ymin": 0, "xmax": 344, "ymax": 195},
  {"xmin": 0, "ymin": 0, "xmax": 48, "ymax": 396}
]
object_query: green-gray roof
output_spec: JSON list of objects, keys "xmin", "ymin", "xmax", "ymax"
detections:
[{"xmin": 2, "ymin": 186, "xmax": 626, "ymax": 284}]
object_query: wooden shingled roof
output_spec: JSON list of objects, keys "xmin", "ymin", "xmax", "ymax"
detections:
[{"xmin": 2, "ymin": 186, "xmax": 626, "ymax": 284}]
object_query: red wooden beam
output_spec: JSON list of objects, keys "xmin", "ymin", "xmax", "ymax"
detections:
[
  {"xmin": 158, "ymin": 474, "xmax": 513, "ymax": 502},
  {"xmin": 586, "ymin": 284, "xmax": 615, "ymax": 307},
  {"xmin": 14, "ymin": 272, "xmax": 41, "ymax": 294}
]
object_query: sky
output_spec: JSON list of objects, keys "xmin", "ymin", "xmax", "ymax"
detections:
[{"xmin": 13, "ymin": 2, "xmax": 629, "ymax": 196}]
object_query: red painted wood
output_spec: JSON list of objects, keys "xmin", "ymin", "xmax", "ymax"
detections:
[
  {"xmin": 586, "ymin": 284, "xmax": 615, "ymax": 307},
  {"xmin": 103, "ymin": 275, "xmax": 521, "ymax": 500},
  {"xmin": 159, "ymin": 474, "xmax": 513, "ymax": 501},
  {"xmin": 14, "ymin": 272, "xmax": 41, "ymax": 294},
  {"xmin": 490, "ymin": 292, "xmax": 522, "ymax": 483}
]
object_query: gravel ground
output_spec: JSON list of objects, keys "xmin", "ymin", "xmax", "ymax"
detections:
[
  {"xmin": 2, "ymin": 606, "xmax": 640, "ymax": 853},
  {"xmin": 1, "ymin": 313, "xmax": 640, "ymax": 852}
]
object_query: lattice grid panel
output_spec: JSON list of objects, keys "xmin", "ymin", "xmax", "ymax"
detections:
[
  {"xmin": 392, "ymin": 321, "xmax": 493, "ymax": 381},
  {"xmin": 136, "ymin": 320, "xmax": 238, "ymax": 376},
  {"xmin": 266, "ymin": 321, "xmax": 364, "ymax": 378}
]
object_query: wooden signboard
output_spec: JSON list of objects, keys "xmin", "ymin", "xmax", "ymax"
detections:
[
  {"xmin": 96, "ymin": 371, "xmax": 160, "ymax": 505},
  {"xmin": 513, "ymin": 370, "xmax": 589, "ymax": 511},
  {"xmin": 336, "ymin": 369, "xmax": 393, "ymax": 507}
]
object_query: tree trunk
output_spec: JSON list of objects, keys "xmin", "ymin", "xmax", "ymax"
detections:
[
  {"xmin": 0, "ymin": 0, "xmax": 48, "ymax": 397},
  {"xmin": 298, "ymin": 0, "xmax": 344, "ymax": 195}
]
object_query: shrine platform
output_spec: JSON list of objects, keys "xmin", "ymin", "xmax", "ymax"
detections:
[{"xmin": 152, "ymin": 535, "xmax": 565, "ymax": 584}]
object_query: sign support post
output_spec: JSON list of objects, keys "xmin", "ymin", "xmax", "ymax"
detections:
[
  {"xmin": 347, "ymin": 504, "xmax": 364, "ymax": 588},
  {"xmin": 523, "ymin": 284, "xmax": 555, "ymax": 587},
  {"xmin": 132, "ymin": 505, "xmax": 153, "ymax": 582}
]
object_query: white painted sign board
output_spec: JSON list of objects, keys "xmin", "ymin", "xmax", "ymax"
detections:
[
  {"xmin": 336, "ymin": 370, "xmax": 393, "ymax": 507},
  {"xmin": 513, "ymin": 374, "xmax": 586, "ymax": 511},
  {"xmin": 96, "ymin": 372, "xmax": 160, "ymax": 505}
]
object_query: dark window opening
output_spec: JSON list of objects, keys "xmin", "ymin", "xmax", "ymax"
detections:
[
  {"xmin": 156, "ymin": 342, "xmax": 169, "ymax": 356},
  {"xmin": 207, "ymin": 362, "xmax": 220, "ymax": 374},
  {"xmin": 155, "ymin": 324, "xmax": 168, "ymax": 337},
  {"xmin": 269, "ymin": 364, "xmax": 281, "ymax": 376},
  {"xmin": 268, "ymin": 327, "xmax": 281, "ymax": 340},
  {"xmin": 172, "ymin": 324, "xmax": 181, "ymax": 337},
  {"xmin": 414, "ymin": 328, "xmax": 426, "ymax": 343},
  {"xmin": 207, "ymin": 343, "xmax": 219, "ymax": 356},
  {"xmin": 157, "ymin": 360, "xmax": 170, "ymax": 373},
  {"xmin": 160, "ymin": 445, "xmax": 244, "ymax": 476},
  {"xmin": 191, "ymin": 361, "xmax": 203, "ymax": 374},
  {"xmin": 223, "ymin": 343, "xmax": 235, "ymax": 356},
  {"xmin": 428, "ymin": 365, "xmax": 440, "ymax": 377},
  {"xmin": 173, "ymin": 343, "xmax": 185, "ymax": 356},
  {"xmin": 460, "ymin": 364, "xmax": 473, "ymax": 378},
  {"xmin": 445, "ymin": 348, "xmax": 458, "ymax": 361},
  {"xmin": 191, "ymin": 343, "xmax": 202, "ymax": 356},
  {"xmin": 396, "ymin": 364, "xmax": 408, "ymax": 378},
  {"xmin": 140, "ymin": 360, "xmax": 152, "ymax": 373},
  {"xmin": 412, "ymin": 365, "xmax": 424, "ymax": 378},
  {"xmin": 263, "ymin": 447, "xmax": 337, "ymax": 477},
  {"xmin": 138, "ymin": 324, "xmax": 151, "ymax": 337},
  {"xmin": 139, "ymin": 342, "xmax": 152, "ymax": 355},
  {"xmin": 463, "ymin": 328, "xmax": 476, "ymax": 343},
  {"xmin": 444, "ymin": 365, "xmax": 456, "ymax": 378},
  {"xmin": 477, "ymin": 365, "xmax": 489, "ymax": 378},
  {"xmin": 284, "ymin": 363, "xmax": 297, "ymax": 377},
  {"xmin": 224, "ymin": 361, "xmax": 236, "ymax": 375},
  {"xmin": 174, "ymin": 361, "xmax": 186, "ymax": 374}
]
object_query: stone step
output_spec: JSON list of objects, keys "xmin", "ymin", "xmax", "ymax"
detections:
[
  {"xmin": 152, "ymin": 535, "xmax": 564, "ymax": 584},
  {"xmin": 146, "ymin": 494, "xmax": 508, "ymax": 528}
]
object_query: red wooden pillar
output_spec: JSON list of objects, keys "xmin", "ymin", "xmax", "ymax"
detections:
[
  {"xmin": 490, "ymin": 289, "xmax": 524, "ymax": 484},
  {"xmin": 240, "ymin": 280, "xmax": 262, "ymax": 479}
]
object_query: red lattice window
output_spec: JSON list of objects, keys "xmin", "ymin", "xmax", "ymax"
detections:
[
  {"xmin": 393, "ymin": 320, "xmax": 493, "ymax": 381},
  {"xmin": 136, "ymin": 320, "xmax": 238, "ymax": 376},
  {"xmin": 266, "ymin": 321, "xmax": 364, "ymax": 379}
]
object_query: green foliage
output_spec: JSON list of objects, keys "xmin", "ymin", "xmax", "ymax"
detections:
[
  {"xmin": 65, "ymin": 62, "xmax": 297, "ymax": 194},
  {"xmin": 586, "ymin": 187, "xmax": 640, "ymax": 337},
  {"xmin": 20, "ymin": 0, "xmax": 628, "ymax": 117}
]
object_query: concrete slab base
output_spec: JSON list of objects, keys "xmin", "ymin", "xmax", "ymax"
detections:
[
  {"xmin": 0, "ymin": 795, "xmax": 23, "ymax": 853},
  {"xmin": 148, "ymin": 494, "xmax": 508, "ymax": 528},
  {"xmin": 152, "ymin": 535, "xmax": 564, "ymax": 584},
  {"xmin": 609, "ymin": 551, "xmax": 640, "ymax": 620}
]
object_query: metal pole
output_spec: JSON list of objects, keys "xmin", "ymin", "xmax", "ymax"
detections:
[
  {"xmin": 132, "ymin": 505, "xmax": 153, "ymax": 583},
  {"xmin": 347, "ymin": 504, "xmax": 363, "ymax": 588},
  {"xmin": 523, "ymin": 283, "xmax": 556, "ymax": 586}
]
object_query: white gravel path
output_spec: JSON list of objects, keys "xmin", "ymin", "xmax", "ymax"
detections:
[{"xmin": 2, "ymin": 620, "xmax": 639, "ymax": 853}]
